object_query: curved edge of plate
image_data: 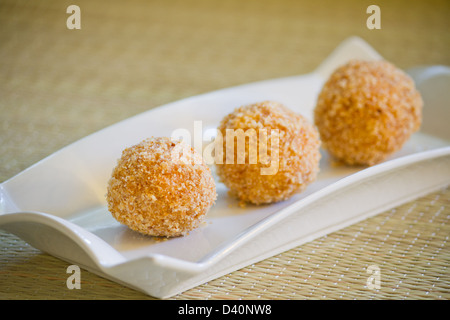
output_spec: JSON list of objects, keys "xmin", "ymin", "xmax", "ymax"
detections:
[
  {"xmin": 315, "ymin": 36, "xmax": 383, "ymax": 77},
  {"xmin": 0, "ymin": 211, "xmax": 127, "ymax": 268}
]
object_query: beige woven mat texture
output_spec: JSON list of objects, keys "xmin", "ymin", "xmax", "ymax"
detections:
[{"xmin": 0, "ymin": 0, "xmax": 449, "ymax": 299}]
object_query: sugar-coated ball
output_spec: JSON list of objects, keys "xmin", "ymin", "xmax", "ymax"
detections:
[
  {"xmin": 106, "ymin": 137, "xmax": 216, "ymax": 237},
  {"xmin": 314, "ymin": 59, "xmax": 423, "ymax": 166},
  {"xmin": 215, "ymin": 101, "xmax": 321, "ymax": 205}
]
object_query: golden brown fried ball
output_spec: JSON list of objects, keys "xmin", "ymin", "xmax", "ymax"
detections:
[
  {"xmin": 314, "ymin": 59, "xmax": 423, "ymax": 166},
  {"xmin": 106, "ymin": 137, "xmax": 216, "ymax": 237},
  {"xmin": 215, "ymin": 101, "xmax": 321, "ymax": 205}
]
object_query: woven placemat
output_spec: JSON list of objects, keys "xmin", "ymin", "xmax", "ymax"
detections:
[{"xmin": 0, "ymin": 0, "xmax": 449, "ymax": 300}]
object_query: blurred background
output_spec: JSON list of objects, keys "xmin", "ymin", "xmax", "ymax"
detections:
[{"xmin": 1, "ymin": 0, "xmax": 449, "ymax": 182}]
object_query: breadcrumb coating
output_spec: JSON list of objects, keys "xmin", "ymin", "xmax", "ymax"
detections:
[
  {"xmin": 314, "ymin": 59, "xmax": 423, "ymax": 166},
  {"xmin": 216, "ymin": 101, "xmax": 321, "ymax": 205},
  {"xmin": 106, "ymin": 137, "xmax": 216, "ymax": 237}
]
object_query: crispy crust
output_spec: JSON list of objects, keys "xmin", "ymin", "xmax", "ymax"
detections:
[
  {"xmin": 216, "ymin": 101, "xmax": 321, "ymax": 205},
  {"xmin": 314, "ymin": 59, "xmax": 423, "ymax": 166},
  {"xmin": 106, "ymin": 137, "xmax": 216, "ymax": 237}
]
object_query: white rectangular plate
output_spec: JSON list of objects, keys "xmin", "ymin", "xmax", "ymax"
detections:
[{"xmin": 1, "ymin": 37, "xmax": 449, "ymax": 298}]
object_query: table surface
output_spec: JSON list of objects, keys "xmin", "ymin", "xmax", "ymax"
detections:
[{"xmin": 1, "ymin": 0, "xmax": 449, "ymax": 300}]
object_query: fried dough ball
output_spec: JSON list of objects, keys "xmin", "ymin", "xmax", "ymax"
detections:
[
  {"xmin": 215, "ymin": 101, "xmax": 321, "ymax": 205},
  {"xmin": 106, "ymin": 137, "xmax": 216, "ymax": 237},
  {"xmin": 314, "ymin": 59, "xmax": 423, "ymax": 166}
]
